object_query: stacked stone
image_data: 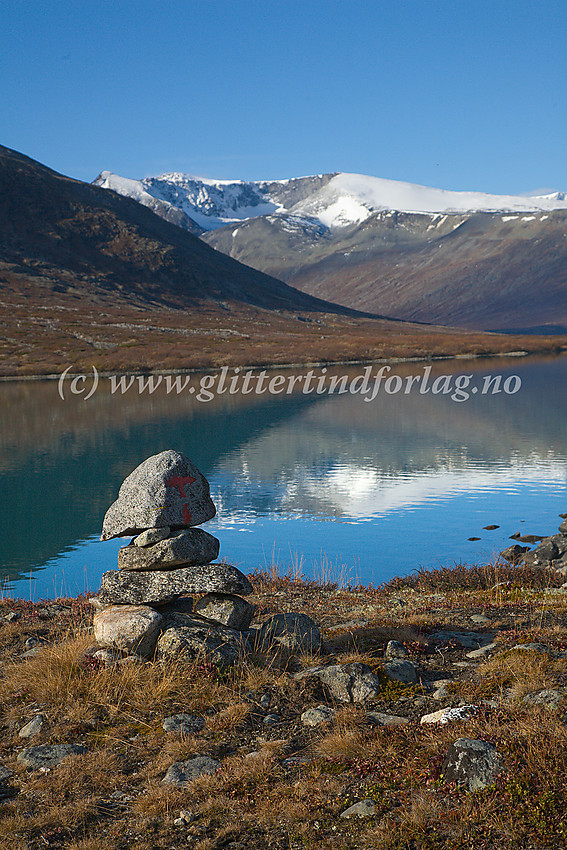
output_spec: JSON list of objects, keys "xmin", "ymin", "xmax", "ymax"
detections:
[{"xmin": 93, "ymin": 450, "xmax": 255, "ymax": 664}]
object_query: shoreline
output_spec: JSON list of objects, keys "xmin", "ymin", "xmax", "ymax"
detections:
[{"xmin": 0, "ymin": 346, "xmax": 563, "ymax": 383}]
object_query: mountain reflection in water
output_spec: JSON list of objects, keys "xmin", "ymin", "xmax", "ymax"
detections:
[{"xmin": 1, "ymin": 355, "xmax": 566, "ymax": 598}]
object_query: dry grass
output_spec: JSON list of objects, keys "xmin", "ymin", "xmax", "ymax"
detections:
[
  {"xmin": 2, "ymin": 568, "xmax": 567, "ymax": 848},
  {"xmin": 1, "ymin": 289, "xmax": 566, "ymax": 378}
]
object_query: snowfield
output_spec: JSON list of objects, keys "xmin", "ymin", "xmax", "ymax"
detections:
[{"xmin": 94, "ymin": 169, "xmax": 567, "ymax": 232}]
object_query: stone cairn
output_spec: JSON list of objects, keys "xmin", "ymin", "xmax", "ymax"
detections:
[{"xmin": 91, "ymin": 450, "xmax": 258, "ymax": 665}]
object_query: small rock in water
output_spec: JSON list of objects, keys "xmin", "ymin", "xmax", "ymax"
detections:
[
  {"xmin": 483, "ymin": 525, "xmax": 500, "ymax": 530},
  {"xmin": 468, "ymin": 537, "xmax": 481, "ymax": 541}
]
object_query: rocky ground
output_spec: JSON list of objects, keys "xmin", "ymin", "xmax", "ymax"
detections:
[{"xmin": 1, "ymin": 560, "xmax": 567, "ymax": 850}]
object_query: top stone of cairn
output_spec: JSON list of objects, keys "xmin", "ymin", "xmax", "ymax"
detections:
[{"xmin": 100, "ymin": 450, "xmax": 216, "ymax": 541}]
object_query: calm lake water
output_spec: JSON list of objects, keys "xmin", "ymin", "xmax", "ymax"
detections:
[{"xmin": 2, "ymin": 355, "xmax": 567, "ymax": 600}]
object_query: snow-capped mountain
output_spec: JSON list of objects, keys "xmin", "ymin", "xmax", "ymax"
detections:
[
  {"xmin": 93, "ymin": 170, "xmax": 567, "ymax": 232},
  {"xmin": 93, "ymin": 167, "xmax": 567, "ymax": 333}
]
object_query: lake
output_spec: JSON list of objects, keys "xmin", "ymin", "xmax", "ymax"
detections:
[{"xmin": 2, "ymin": 354, "xmax": 567, "ymax": 600}]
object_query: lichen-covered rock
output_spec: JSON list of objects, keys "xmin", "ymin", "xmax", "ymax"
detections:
[
  {"xmin": 98, "ymin": 563, "xmax": 252, "ymax": 605},
  {"xmin": 294, "ymin": 662, "xmax": 380, "ymax": 703},
  {"xmin": 156, "ymin": 616, "xmax": 246, "ymax": 666},
  {"xmin": 194, "ymin": 592, "xmax": 255, "ymax": 629},
  {"xmin": 442, "ymin": 738, "xmax": 504, "ymax": 791},
  {"xmin": 256, "ymin": 613, "xmax": 322, "ymax": 653},
  {"xmin": 118, "ymin": 529, "xmax": 219, "ymax": 571},
  {"xmin": 93, "ymin": 604, "xmax": 163, "ymax": 658},
  {"xmin": 100, "ymin": 451, "xmax": 216, "ymax": 540},
  {"xmin": 420, "ymin": 705, "xmax": 478, "ymax": 725}
]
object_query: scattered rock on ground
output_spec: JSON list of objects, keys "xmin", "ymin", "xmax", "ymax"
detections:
[
  {"xmin": 470, "ymin": 614, "xmax": 491, "ymax": 625},
  {"xmin": 18, "ymin": 714, "xmax": 44, "ymax": 739},
  {"xmin": 340, "ymin": 799, "xmax": 376, "ymax": 818},
  {"xmin": 301, "ymin": 705, "xmax": 336, "ymax": 727},
  {"xmin": 382, "ymin": 659, "xmax": 418, "ymax": 684},
  {"xmin": 428, "ymin": 630, "xmax": 493, "ymax": 650},
  {"xmin": 295, "ymin": 662, "xmax": 380, "ymax": 703},
  {"xmin": 466, "ymin": 642, "xmax": 497, "ymax": 659},
  {"xmin": 17, "ymin": 744, "xmax": 86, "ymax": 771},
  {"xmin": 365, "ymin": 712, "xmax": 409, "ymax": 727},
  {"xmin": 442, "ymin": 738, "xmax": 504, "ymax": 791},
  {"xmin": 162, "ymin": 756, "xmax": 221, "ymax": 787},
  {"xmin": 162, "ymin": 714, "xmax": 205, "ymax": 735},
  {"xmin": 384, "ymin": 639, "xmax": 409, "ymax": 659},
  {"xmin": 522, "ymin": 689, "xmax": 567, "ymax": 710},
  {"xmin": 256, "ymin": 613, "xmax": 322, "ymax": 654},
  {"xmin": 420, "ymin": 705, "xmax": 478, "ymax": 725}
]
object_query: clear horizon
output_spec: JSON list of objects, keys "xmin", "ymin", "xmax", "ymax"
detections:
[{"xmin": 1, "ymin": 0, "xmax": 566, "ymax": 195}]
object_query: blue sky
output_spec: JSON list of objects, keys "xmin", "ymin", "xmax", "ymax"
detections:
[{"xmin": 1, "ymin": 0, "xmax": 565, "ymax": 193}]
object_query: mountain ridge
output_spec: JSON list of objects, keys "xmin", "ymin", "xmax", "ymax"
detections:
[
  {"xmin": 93, "ymin": 169, "xmax": 567, "ymax": 233},
  {"xmin": 93, "ymin": 167, "xmax": 567, "ymax": 333}
]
